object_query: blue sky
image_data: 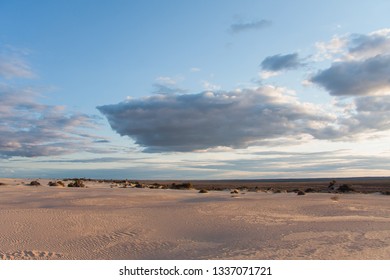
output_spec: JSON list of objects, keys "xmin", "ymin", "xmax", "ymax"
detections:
[{"xmin": 1, "ymin": 0, "xmax": 390, "ymax": 179}]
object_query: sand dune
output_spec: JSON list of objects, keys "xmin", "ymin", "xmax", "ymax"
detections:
[{"xmin": 0, "ymin": 178, "xmax": 389, "ymax": 259}]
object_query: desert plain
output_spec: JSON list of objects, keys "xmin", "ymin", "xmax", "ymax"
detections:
[{"xmin": 0, "ymin": 177, "xmax": 390, "ymax": 260}]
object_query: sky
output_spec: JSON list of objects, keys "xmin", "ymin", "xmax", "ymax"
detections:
[{"xmin": 1, "ymin": 0, "xmax": 390, "ymax": 179}]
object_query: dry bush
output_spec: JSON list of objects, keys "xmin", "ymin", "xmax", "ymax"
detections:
[{"xmin": 67, "ymin": 180, "xmax": 86, "ymax": 188}]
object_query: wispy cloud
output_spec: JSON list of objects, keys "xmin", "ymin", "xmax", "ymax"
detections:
[
  {"xmin": 230, "ymin": 19, "xmax": 272, "ymax": 34},
  {"xmin": 0, "ymin": 53, "xmax": 35, "ymax": 79},
  {"xmin": 153, "ymin": 76, "xmax": 187, "ymax": 94},
  {"xmin": 0, "ymin": 49, "xmax": 109, "ymax": 158}
]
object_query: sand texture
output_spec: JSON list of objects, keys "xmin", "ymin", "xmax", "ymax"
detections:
[{"xmin": 1, "ymin": 178, "xmax": 390, "ymax": 260}]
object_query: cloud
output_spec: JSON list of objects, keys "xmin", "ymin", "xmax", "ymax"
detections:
[
  {"xmin": 0, "ymin": 45, "xmax": 124, "ymax": 159},
  {"xmin": 0, "ymin": 54, "xmax": 35, "ymax": 79},
  {"xmin": 260, "ymin": 53, "xmax": 303, "ymax": 72},
  {"xmin": 97, "ymin": 86, "xmax": 333, "ymax": 152},
  {"xmin": 201, "ymin": 81, "xmax": 221, "ymax": 91},
  {"xmin": 314, "ymin": 28, "xmax": 390, "ymax": 62},
  {"xmin": 348, "ymin": 29, "xmax": 390, "ymax": 60},
  {"xmin": 310, "ymin": 54, "xmax": 390, "ymax": 96},
  {"xmin": 230, "ymin": 19, "xmax": 272, "ymax": 34},
  {"xmin": 314, "ymin": 35, "xmax": 347, "ymax": 61},
  {"xmin": 0, "ymin": 84, "xmax": 107, "ymax": 158},
  {"xmin": 153, "ymin": 76, "xmax": 187, "ymax": 94},
  {"xmin": 307, "ymin": 94, "xmax": 390, "ymax": 140},
  {"xmin": 311, "ymin": 29, "xmax": 390, "ymax": 96}
]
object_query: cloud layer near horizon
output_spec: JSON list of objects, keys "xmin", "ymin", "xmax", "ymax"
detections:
[{"xmin": 0, "ymin": 85, "xmax": 106, "ymax": 158}]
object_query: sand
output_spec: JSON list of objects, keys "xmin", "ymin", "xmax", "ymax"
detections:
[{"xmin": 0, "ymin": 178, "xmax": 390, "ymax": 260}]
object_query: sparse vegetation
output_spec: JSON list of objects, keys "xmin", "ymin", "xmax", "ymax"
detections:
[
  {"xmin": 30, "ymin": 181, "xmax": 40, "ymax": 186},
  {"xmin": 0, "ymin": 182, "xmax": 5, "ymax": 186},
  {"xmin": 338, "ymin": 184, "xmax": 355, "ymax": 193},
  {"xmin": 170, "ymin": 182, "xmax": 193, "ymax": 190},
  {"xmin": 67, "ymin": 180, "xmax": 86, "ymax": 188},
  {"xmin": 297, "ymin": 190, "xmax": 306, "ymax": 195},
  {"xmin": 328, "ymin": 180, "xmax": 337, "ymax": 189},
  {"xmin": 199, "ymin": 189, "xmax": 208, "ymax": 193}
]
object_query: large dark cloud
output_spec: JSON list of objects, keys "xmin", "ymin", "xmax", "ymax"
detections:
[
  {"xmin": 311, "ymin": 54, "xmax": 390, "ymax": 96},
  {"xmin": 261, "ymin": 53, "xmax": 302, "ymax": 72},
  {"xmin": 230, "ymin": 19, "xmax": 272, "ymax": 33},
  {"xmin": 97, "ymin": 87, "xmax": 333, "ymax": 152}
]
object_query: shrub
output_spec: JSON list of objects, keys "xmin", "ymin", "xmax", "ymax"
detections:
[
  {"xmin": 328, "ymin": 180, "xmax": 337, "ymax": 188},
  {"xmin": 297, "ymin": 190, "xmax": 306, "ymax": 195},
  {"xmin": 170, "ymin": 182, "xmax": 193, "ymax": 190},
  {"xmin": 30, "ymin": 181, "xmax": 40, "ymax": 186},
  {"xmin": 338, "ymin": 184, "xmax": 354, "ymax": 193},
  {"xmin": 67, "ymin": 180, "xmax": 86, "ymax": 188},
  {"xmin": 48, "ymin": 181, "xmax": 59, "ymax": 186},
  {"xmin": 199, "ymin": 189, "xmax": 208, "ymax": 193}
]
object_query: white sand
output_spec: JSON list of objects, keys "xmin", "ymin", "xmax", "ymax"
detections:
[{"xmin": 0, "ymin": 178, "xmax": 389, "ymax": 260}]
